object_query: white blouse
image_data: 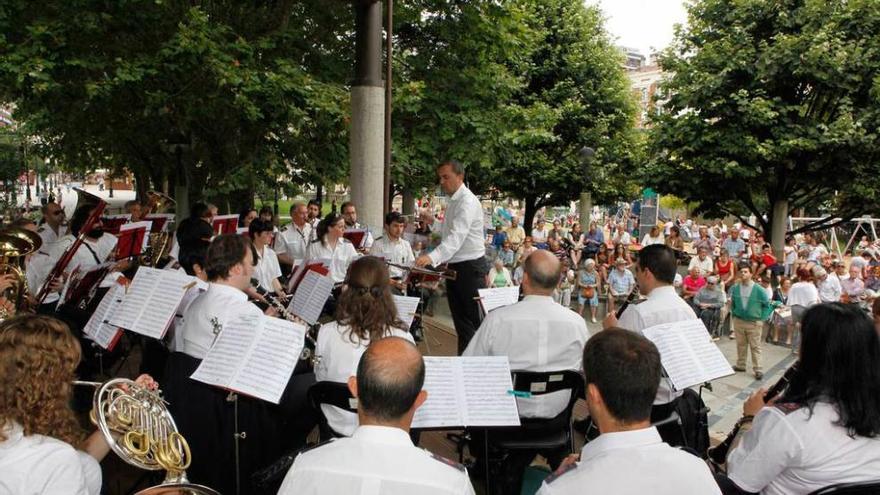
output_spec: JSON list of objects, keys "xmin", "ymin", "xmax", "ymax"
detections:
[{"xmin": 307, "ymin": 238, "xmax": 359, "ymax": 284}]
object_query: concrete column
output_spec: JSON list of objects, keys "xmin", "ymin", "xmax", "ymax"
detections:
[
  {"xmin": 350, "ymin": 0, "xmax": 385, "ymax": 235},
  {"xmin": 579, "ymin": 191, "xmax": 592, "ymax": 228}
]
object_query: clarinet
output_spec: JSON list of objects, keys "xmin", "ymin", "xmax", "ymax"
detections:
[
  {"xmin": 250, "ymin": 279, "xmax": 319, "ymax": 365},
  {"xmin": 707, "ymin": 363, "xmax": 799, "ymax": 467}
]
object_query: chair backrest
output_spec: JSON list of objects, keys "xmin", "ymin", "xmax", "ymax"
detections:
[
  {"xmin": 510, "ymin": 369, "xmax": 584, "ymax": 423},
  {"xmin": 307, "ymin": 381, "xmax": 358, "ymax": 439},
  {"xmin": 808, "ymin": 480, "xmax": 880, "ymax": 495}
]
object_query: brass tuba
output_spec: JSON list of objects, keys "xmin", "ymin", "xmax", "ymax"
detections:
[
  {"xmin": 140, "ymin": 191, "xmax": 176, "ymax": 267},
  {"xmin": 0, "ymin": 226, "xmax": 42, "ymax": 316},
  {"xmin": 77, "ymin": 378, "xmax": 219, "ymax": 495}
]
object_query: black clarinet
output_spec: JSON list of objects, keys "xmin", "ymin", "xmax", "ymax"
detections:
[
  {"xmin": 707, "ymin": 363, "xmax": 799, "ymax": 467},
  {"xmin": 250, "ymin": 279, "xmax": 319, "ymax": 365}
]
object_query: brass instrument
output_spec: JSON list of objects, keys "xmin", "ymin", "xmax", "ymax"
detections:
[
  {"xmin": 76, "ymin": 378, "xmax": 219, "ymax": 495},
  {"xmin": 385, "ymin": 261, "xmax": 457, "ymax": 281},
  {"xmin": 0, "ymin": 227, "xmax": 42, "ymax": 316},
  {"xmin": 139, "ymin": 191, "xmax": 177, "ymax": 267}
]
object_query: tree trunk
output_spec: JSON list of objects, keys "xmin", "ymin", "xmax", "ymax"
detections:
[
  {"xmin": 315, "ymin": 183, "xmax": 323, "ymax": 204},
  {"xmin": 134, "ymin": 168, "xmax": 150, "ymax": 203},
  {"xmin": 402, "ymin": 188, "xmax": 415, "ymax": 216},
  {"xmin": 523, "ymin": 195, "xmax": 538, "ymax": 236},
  {"xmin": 769, "ymin": 199, "xmax": 789, "ymax": 260}
]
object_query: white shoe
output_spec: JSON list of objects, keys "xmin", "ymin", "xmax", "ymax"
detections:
[{"xmin": 591, "ymin": 317, "xmax": 597, "ymax": 323}]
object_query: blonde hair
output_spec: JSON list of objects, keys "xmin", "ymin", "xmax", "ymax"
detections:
[{"xmin": 0, "ymin": 315, "xmax": 83, "ymax": 446}]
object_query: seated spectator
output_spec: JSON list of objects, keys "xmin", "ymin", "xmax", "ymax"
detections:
[
  {"xmin": 548, "ymin": 237, "xmax": 569, "ymax": 264},
  {"xmin": 582, "ymin": 222, "xmax": 604, "ymax": 259},
  {"xmin": 606, "ymin": 258, "xmax": 635, "ymax": 317},
  {"xmin": 688, "ymin": 246, "xmax": 714, "ymax": 277},
  {"xmin": 724, "ymin": 303, "xmax": 880, "ymax": 495},
  {"xmin": 517, "ymin": 237, "xmax": 537, "ymax": 266},
  {"xmin": 532, "ymin": 219, "xmax": 550, "ymax": 249},
  {"xmin": 814, "ymin": 267, "xmax": 841, "ymax": 303},
  {"xmin": 612, "ymin": 243, "xmax": 632, "ymax": 266},
  {"xmin": 486, "ymin": 258, "xmax": 513, "ymax": 288},
  {"xmin": 692, "ymin": 226, "xmax": 715, "ymax": 254},
  {"xmin": 665, "ymin": 226, "xmax": 685, "ymax": 253},
  {"xmin": 682, "ymin": 265, "xmax": 707, "ymax": 304},
  {"xmin": 313, "ymin": 257, "xmax": 414, "ymax": 437},
  {"xmin": 279, "ymin": 338, "xmax": 475, "ymax": 494},
  {"xmin": 556, "ymin": 259, "xmax": 576, "ymax": 308},
  {"xmin": 750, "ymin": 244, "xmax": 778, "ymax": 277},
  {"xmin": 490, "ymin": 222, "xmax": 508, "ymax": 254},
  {"xmin": 694, "ymin": 276, "xmax": 727, "ymax": 340},
  {"xmin": 715, "ymin": 248, "xmax": 736, "ymax": 289},
  {"xmin": 537, "ymin": 330, "xmax": 721, "ymax": 495},
  {"xmin": 612, "ymin": 223, "xmax": 631, "ymax": 247},
  {"xmin": 840, "ymin": 265, "xmax": 865, "ymax": 304},
  {"xmin": 641, "ymin": 225, "xmax": 664, "ymax": 246},
  {"xmin": 770, "ymin": 277, "xmax": 793, "ymax": 345},
  {"xmin": 497, "ymin": 240, "xmax": 516, "ymax": 269}
]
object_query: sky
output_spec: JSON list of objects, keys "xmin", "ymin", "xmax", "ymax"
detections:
[{"xmin": 588, "ymin": 0, "xmax": 689, "ymax": 58}]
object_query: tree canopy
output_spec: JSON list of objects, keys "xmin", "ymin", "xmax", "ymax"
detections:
[{"xmin": 647, "ymin": 0, "xmax": 880, "ymax": 250}]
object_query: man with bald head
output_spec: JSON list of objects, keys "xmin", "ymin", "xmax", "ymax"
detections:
[
  {"xmin": 464, "ymin": 250, "xmax": 590, "ymax": 492},
  {"xmin": 278, "ymin": 337, "xmax": 475, "ymax": 495}
]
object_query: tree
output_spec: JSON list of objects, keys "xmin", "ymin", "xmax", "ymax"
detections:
[
  {"xmin": 491, "ymin": 0, "xmax": 639, "ymax": 233},
  {"xmin": 648, "ymin": 0, "xmax": 880, "ymax": 255}
]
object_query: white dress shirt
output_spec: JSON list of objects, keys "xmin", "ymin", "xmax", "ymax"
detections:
[
  {"xmin": 817, "ymin": 277, "xmax": 842, "ymax": 302},
  {"xmin": 314, "ymin": 321, "xmax": 414, "ymax": 436},
  {"xmin": 278, "ymin": 425, "xmax": 475, "ymax": 495},
  {"xmin": 178, "ymin": 283, "xmax": 263, "ymax": 360},
  {"xmin": 787, "ymin": 282, "xmax": 820, "ymax": 307},
  {"xmin": 371, "ymin": 235, "xmax": 415, "ymax": 279},
  {"xmin": 36, "ymin": 224, "xmax": 65, "ymax": 250},
  {"xmin": 612, "ymin": 231, "xmax": 632, "ymax": 246},
  {"xmin": 429, "ymin": 184, "xmax": 485, "ymax": 266},
  {"xmin": 463, "ymin": 295, "xmax": 589, "ymax": 418},
  {"xmin": 275, "ymin": 222, "xmax": 313, "ymax": 262},
  {"xmin": 536, "ymin": 427, "xmax": 720, "ymax": 495},
  {"xmin": 688, "ymin": 255, "xmax": 714, "ymax": 277},
  {"xmin": 728, "ymin": 402, "xmax": 880, "ymax": 495},
  {"xmin": 0, "ymin": 422, "xmax": 101, "ymax": 495},
  {"xmin": 307, "ymin": 239, "xmax": 359, "ymax": 284},
  {"xmin": 617, "ymin": 285, "xmax": 697, "ymax": 405},
  {"xmin": 253, "ymin": 245, "xmax": 282, "ymax": 292}
]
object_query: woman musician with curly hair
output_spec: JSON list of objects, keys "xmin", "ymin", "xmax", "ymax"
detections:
[
  {"xmin": 313, "ymin": 256, "xmax": 414, "ymax": 437},
  {"xmin": 0, "ymin": 315, "xmax": 157, "ymax": 494}
]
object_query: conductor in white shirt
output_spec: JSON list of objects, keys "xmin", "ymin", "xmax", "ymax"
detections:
[
  {"xmin": 536, "ymin": 329, "xmax": 721, "ymax": 495},
  {"xmin": 464, "ymin": 249, "xmax": 589, "ymax": 493},
  {"xmin": 278, "ymin": 337, "xmax": 476, "ymax": 495},
  {"xmin": 415, "ymin": 160, "xmax": 488, "ymax": 354}
]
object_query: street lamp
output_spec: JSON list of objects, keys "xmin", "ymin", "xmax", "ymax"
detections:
[{"xmin": 578, "ymin": 146, "xmax": 596, "ymax": 229}]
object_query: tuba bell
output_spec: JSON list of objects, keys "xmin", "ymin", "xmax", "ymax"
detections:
[
  {"xmin": 139, "ymin": 191, "xmax": 177, "ymax": 267},
  {"xmin": 0, "ymin": 226, "xmax": 42, "ymax": 317},
  {"xmin": 77, "ymin": 378, "xmax": 219, "ymax": 495}
]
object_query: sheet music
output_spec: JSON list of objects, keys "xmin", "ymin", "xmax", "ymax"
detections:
[
  {"xmin": 412, "ymin": 356, "xmax": 520, "ymax": 428},
  {"xmin": 477, "ymin": 286, "xmax": 520, "ymax": 313},
  {"xmin": 108, "ymin": 267, "xmax": 195, "ymax": 339},
  {"xmin": 641, "ymin": 319, "xmax": 734, "ymax": 391},
  {"xmin": 392, "ymin": 295, "xmax": 420, "ymax": 328},
  {"xmin": 191, "ymin": 313, "xmax": 305, "ymax": 404},
  {"xmin": 118, "ymin": 220, "xmax": 153, "ymax": 252},
  {"xmin": 143, "ymin": 213, "xmax": 175, "ymax": 232},
  {"xmin": 83, "ymin": 284, "xmax": 125, "ymax": 350},
  {"xmin": 290, "ymin": 270, "xmax": 334, "ymax": 325}
]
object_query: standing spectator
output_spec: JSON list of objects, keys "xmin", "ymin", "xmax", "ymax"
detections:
[
  {"xmin": 490, "ymin": 222, "xmax": 508, "ymax": 255},
  {"xmin": 606, "ymin": 258, "xmax": 636, "ymax": 317},
  {"xmin": 531, "ymin": 219, "xmax": 550, "ymax": 249},
  {"xmin": 770, "ymin": 277, "xmax": 794, "ymax": 345},
  {"xmin": 715, "ymin": 248, "xmax": 736, "ymax": 289},
  {"xmin": 582, "ymin": 222, "xmax": 604, "ymax": 259},
  {"xmin": 577, "ymin": 259, "xmax": 600, "ymax": 323},
  {"xmin": 692, "ymin": 226, "xmax": 715, "ymax": 254},
  {"xmin": 783, "ymin": 237, "xmax": 798, "ymax": 277},
  {"xmin": 730, "ymin": 266, "xmax": 773, "ymax": 379},
  {"xmin": 681, "ymin": 265, "xmax": 706, "ymax": 306},
  {"xmin": 612, "ymin": 224, "xmax": 631, "ymax": 247},
  {"xmin": 814, "ymin": 267, "xmax": 841, "ymax": 303},
  {"xmin": 722, "ymin": 229, "xmax": 747, "ymax": 264},
  {"xmin": 641, "ymin": 225, "xmax": 664, "ymax": 246},
  {"xmin": 788, "ymin": 268, "xmax": 821, "ymax": 350},
  {"xmin": 557, "ymin": 259, "xmax": 575, "ymax": 308},
  {"xmin": 506, "ymin": 216, "xmax": 526, "ymax": 250},
  {"xmin": 688, "ymin": 246, "xmax": 713, "ymax": 277},
  {"xmin": 486, "ymin": 258, "xmax": 513, "ymax": 288},
  {"xmin": 694, "ymin": 276, "xmax": 726, "ymax": 340}
]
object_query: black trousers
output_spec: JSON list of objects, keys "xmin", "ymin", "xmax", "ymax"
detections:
[{"xmin": 446, "ymin": 257, "xmax": 488, "ymax": 355}]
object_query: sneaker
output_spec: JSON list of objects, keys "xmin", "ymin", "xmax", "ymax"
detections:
[
  {"xmin": 591, "ymin": 317, "xmax": 597, "ymax": 323},
  {"xmin": 728, "ymin": 334, "xmax": 735, "ymax": 340},
  {"xmin": 712, "ymin": 337, "xmax": 720, "ymax": 342},
  {"xmin": 732, "ymin": 366, "xmax": 746, "ymax": 372},
  {"xmin": 755, "ymin": 372, "xmax": 764, "ymax": 380}
]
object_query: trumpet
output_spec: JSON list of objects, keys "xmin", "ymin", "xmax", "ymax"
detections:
[
  {"xmin": 75, "ymin": 379, "xmax": 218, "ymax": 494},
  {"xmin": 384, "ymin": 261, "xmax": 457, "ymax": 281}
]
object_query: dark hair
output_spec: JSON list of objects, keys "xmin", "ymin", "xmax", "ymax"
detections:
[
  {"xmin": 248, "ymin": 218, "xmax": 273, "ymax": 237},
  {"xmin": 636, "ymin": 244, "xmax": 677, "ymax": 284},
  {"xmin": 190, "ymin": 202, "xmax": 210, "ymax": 220},
  {"xmin": 205, "ymin": 234, "xmax": 249, "ymax": 281},
  {"xmin": 69, "ymin": 204, "xmax": 96, "ymax": 237},
  {"xmin": 337, "ymin": 256, "xmax": 406, "ymax": 342},
  {"xmin": 258, "ymin": 206, "xmax": 273, "ymax": 218},
  {"xmin": 356, "ymin": 338, "xmax": 425, "ymax": 421},
  {"xmin": 437, "ymin": 160, "xmax": 465, "ymax": 176},
  {"xmin": 340, "ymin": 201, "xmax": 356, "ymax": 214},
  {"xmin": 524, "ymin": 253, "xmax": 561, "ymax": 290},
  {"xmin": 238, "ymin": 207, "xmax": 257, "ymax": 227},
  {"xmin": 316, "ymin": 213, "xmax": 344, "ymax": 245},
  {"xmin": 783, "ymin": 303, "xmax": 880, "ymax": 438},
  {"xmin": 178, "ymin": 243, "xmax": 208, "ymax": 277},
  {"xmin": 124, "ymin": 200, "xmax": 141, "ymax": 210},
  {"xmin": 583, "ymin": 329, "xmax": 661, "ymax": 423},
  {"xmin": 307, "ymin": 199, "xmax": 321, "ymax": 209},
  {"xmin": 385, "ymin": 211, "xmax": 405, "ymax": 226},
  {"xmin": 670, "ymin": 226, "xmax": 680, "ymax": 236},
  {"xmin": 796, "ymin": 267, "xmax": 813, "ymax": 282}
]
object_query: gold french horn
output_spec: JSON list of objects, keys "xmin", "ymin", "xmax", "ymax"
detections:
[
  {"xmin": 0, "ymin": 226, "xmax": 42, "ymax": 317},
  {"xmin": 76, "ymin": 379, "xmax": 219, "ymax": 495}
]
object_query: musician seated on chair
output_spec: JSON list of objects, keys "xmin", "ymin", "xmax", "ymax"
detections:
[
  {"xmin": 37, "ymin": 201, "xmax": 68, "ymax": 249},
  {"xmin": 314, "ymin": 256, "xmax": 414, "ymax": 437},
  {"xmin": 307, "ymin": 213, "xmax": 360, "ymax": 285},
  {"xmin": 371, "ymin": 212, "xmax": 415, "ymax": 294},
  {"xmin": 719, "ymin": 303, "xmax": 880, "ymax": 495},
  {"xmin": 279, "ymin": 337, "xmax": 475, "ymax": 495},
  {"xmin": 48, "ymin": 204, "xmax": 129, "ymax": 282},
  {"xmin": 123, "ymin": 200, "xmax": 144, "ymax": 223},
  {"xmin": 248, "ymin": 218, "xmax": 285, "ymax": 300},
  {"xmin": 463, "ymin": 249, "xmax": 589, "ymax": 493},
  {"xmin": 0, "ymin": 315, "xmax": 158, "ymax": 495},
  {"xmin": 537, "ymin": 329, "xmax": 720, "ymax": 495}
]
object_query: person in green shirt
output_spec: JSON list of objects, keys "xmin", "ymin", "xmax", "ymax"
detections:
[{"xmin": 730, "ymin": 266, "xmax": 773, "ymax": 379}]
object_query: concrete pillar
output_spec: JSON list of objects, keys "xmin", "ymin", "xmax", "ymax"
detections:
[
  {"xmin": 770, "ymin": 199, "xmax": 789, "ymax": 260},
  {"xmin": 579, "ymin": 191, "xmax": 592, "ymax": 228},
  {"xmin": 350, "ymin": 0, "xmax": 385, "ymax": 235}
]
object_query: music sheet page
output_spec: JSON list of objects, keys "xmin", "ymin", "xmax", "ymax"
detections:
[
  {"xmin": 230, "ymin": 316, "xmax": 306, "ymax": 404},
  {"xmin": 190, "ymin": 313, "xmax": 258, "ymax": 389},
  {"xmin": 412, "ymin": 356, "xmax": 520, "ymax": 428},
  {"xmin": 392, "ymin": 295, "xmax": 420, "ymax": 328},
  {"xmin": 290, "ymin": 270, "xmax": 334, "ymax": 325},
  {"xmin": 83, "ymin": 284, "xmax": 125, "ymax": 350},
  {"xmin": 109, "ymin": 267, "xmax": 195, "ymax": 339},
  {"xmin": 641, "ymin": 319, "xmax": 734, "ymax": 391},
  {"xmin": 477, "ymin": 286, "xmax": 520, "ymax": 313}
]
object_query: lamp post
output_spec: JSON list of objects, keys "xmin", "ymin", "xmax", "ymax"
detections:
[
  {"xmin": 163, "ymin": 133, "xmax": 191, "ymax": 223},
  {"xmin": 577, "ymin": 146, "xmax": 596, "ymax": 229}
]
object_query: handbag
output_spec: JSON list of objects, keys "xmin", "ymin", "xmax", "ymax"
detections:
[{"xmin": 581, "ymin": 286, "xmax": 595, "ymax": 299}]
